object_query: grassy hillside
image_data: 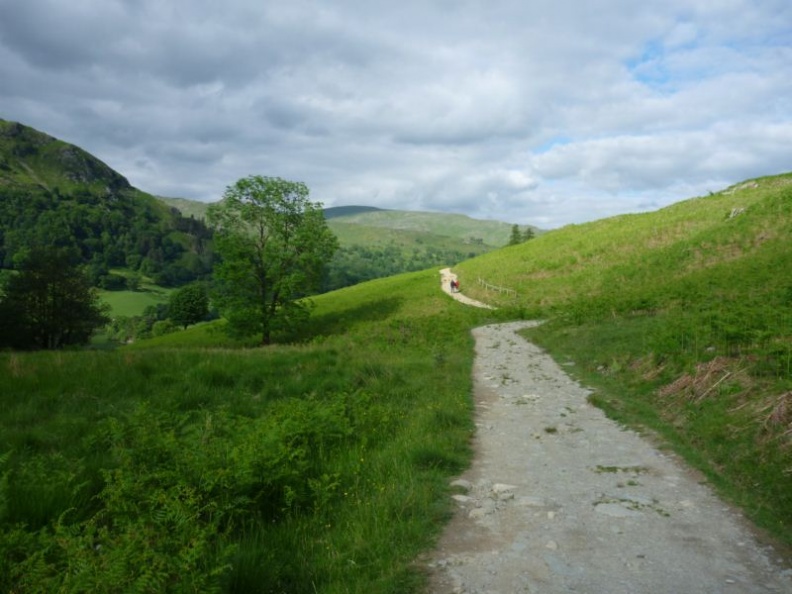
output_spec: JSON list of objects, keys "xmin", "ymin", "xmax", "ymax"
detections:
[
  {"xmin": 323, "ymin": 205, "xmax": 385, "ymax": 218},
  {"xmin": 157, "ymin": 195, "xmax": 513, "ymax": 291},
  {"xmin": 0, "ymin": 120, "xmax": 213, "ymax": 285},
  {"xmin": 456, "ymin": 172, "xmax": 792, "ymax": 540},
  {"xmin": 458, "ymin": 176, "xmax": 787, "ymax": 307},
  {"xmin": 0, "ymin": 119, "xmax": 129, "ymax": 196},
  {"xmin": 327, "ymin": 219, "xmax": 489, "ymax": 252},
  {"xmin": 155, "ymin": 196, "xmax": 213, "ymax": 220},
  {"xmin": 330, "ymin": 209, "xmax": 527, "ymax": 247},
  {"xmin": 99, "ymin": 284, "xmax": 173, "ymax": 318},
  {"xmin": 157, "ymin": 197, "xmax": 526, "ymax": 249},
  {"xmin": 0, "ymin": 269, "xmax": 502, "ymax": 593}
]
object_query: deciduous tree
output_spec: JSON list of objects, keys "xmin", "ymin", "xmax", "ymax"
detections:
[
  {"xmin": 168, "ymin": 283, "xmax": 209, "ymax": 329},
  {"xmin": 207, "ymin": 176, "xmax": 338, "ymax": 344}
]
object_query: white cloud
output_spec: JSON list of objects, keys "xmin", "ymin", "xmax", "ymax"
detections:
[{"xmin": 0, "ymin": 0, "xmax": 789, "ymax": 228}]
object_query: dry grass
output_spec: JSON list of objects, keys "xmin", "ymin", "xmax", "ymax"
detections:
[
  {"xmin": 760, "ymin": 391, "xmax": 792, "ymax": 439},
  {"xmin": 657, "ymin": 356, "xmax": 752, "ymax": 403}
]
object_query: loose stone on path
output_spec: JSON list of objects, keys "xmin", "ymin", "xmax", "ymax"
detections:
[{"xmin": 425, "ymin": 321, "xmax": 792, "ymax": 594}]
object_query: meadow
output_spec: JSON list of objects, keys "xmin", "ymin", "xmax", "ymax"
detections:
[
  {"xmin": 98, "ymin": 285, "xmax": 172, "ymax": 318},
  {"xmin": 1, "ymin": 270, "xmax": 501, "ymax": 593}
]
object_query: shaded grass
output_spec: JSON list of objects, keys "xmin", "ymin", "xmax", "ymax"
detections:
[
  {"xmin": 0, "ymin": 268, "xmax": 496, "ymax": 593},
  {"xmin": 98, "ymin": 283, "xmax": 172, "ymax": 317}
]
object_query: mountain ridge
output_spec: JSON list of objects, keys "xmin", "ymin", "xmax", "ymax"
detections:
[
  {"xmin": 0, "ymin": 119, "xmax": 213, "ymax": 285},
  {"xmin": 158, "ymin": 195, "xmax": 535, "ymax": 248}
]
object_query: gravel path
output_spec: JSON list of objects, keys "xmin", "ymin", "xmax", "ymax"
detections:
[
  {"xmin": 440, "ymin": 268, "xmax": 494, "ymax": 309},
  {"xmin": 425, "ymin": 320, "xmax": 792, "ymax": 594}
]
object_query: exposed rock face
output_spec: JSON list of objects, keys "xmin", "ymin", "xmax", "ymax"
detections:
[
  {"xmin": 0, "ymin": 118, "xmax": 130, "ymax": 192},
  {"xmin": 56, "ymin": 145, "xmax": 130, "ymax": 190}
]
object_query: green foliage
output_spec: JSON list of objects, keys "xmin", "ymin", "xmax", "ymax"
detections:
[
  {"xmin": 0, "ymin": 119, "xmax": 213, "ymax": 285},
  {"xmin": 0, "ymin": 247, "xmax": 110, "ymax": 349},
  {"xmin": 208, "ymin": 175, "xmax": 339, "ymax": 344},
  {"xmin": 508, "ymin": 224, "xmax": 522, "ymax": 246},
  {"xmin": 0, "ymin": 269, "xmax": 494, "ymax": 592},
  {"xmin": 323, "ymin": 240, "xmax": 485, "ymax": 292},
  {"xmin": 168, "ymin": 283, "xmax": 209, "ymax": 329}
]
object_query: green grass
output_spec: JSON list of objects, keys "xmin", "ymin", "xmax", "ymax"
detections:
[
  {"xmin": 0, "ymin": 269, "xmax": 497, "ymax": 593},
  {"xmin": 454, "ymin": 172, "xmax": 792, "ymax": 543},
  {"xmin": 329, "ymin": 209, "xmax": 519, "ymax": 246},
  {"xmin": 328, "ymin": 220, "xmax": 493, "ymax": 254},
  {"xmin": 99, "ymin": 271, "xmax": 174, "ymax": 318},
  {"xmin": 99, "ymin": 286, "xmax": 172, "ymax": 318}
]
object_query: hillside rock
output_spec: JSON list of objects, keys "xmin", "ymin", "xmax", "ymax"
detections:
[
  {"xmin": 0, "ymin": 119, "xmax": 130, "ymax": 192},
  {"xmin": 56, "ymin": 145, "xmax": 130, "ymax": 190}
]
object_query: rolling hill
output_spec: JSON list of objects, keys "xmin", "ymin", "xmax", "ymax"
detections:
[
  {"xmin": 451, "ymin": 171, "xmax": 792, "ymax": 540},
  {"xmin": 160, "ymin": 195, "xmax": 536, "ymax": 248},
  {"xmin": 144, "ymin": 171, "xmax": 792, "ymax": 555},
  {"xmin": 157, "ymin": 194, "xmax": 536, "ymax": 291},
  {"xmin": 0, "ymin": 119, "xmax": 213, "ymax": 286}
]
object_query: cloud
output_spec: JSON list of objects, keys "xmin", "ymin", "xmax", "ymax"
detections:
[{"xmin": 0, "ymin": 0, "xmax": 789, "ymax": 228}]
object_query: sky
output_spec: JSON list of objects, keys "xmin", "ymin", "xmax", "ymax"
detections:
[{"xmin": 1, "ymin": 0, "xmax": 790, "ymax": 228}]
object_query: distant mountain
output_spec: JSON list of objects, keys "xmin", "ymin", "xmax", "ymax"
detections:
[
  {"xmin": 0, "ymin": 119, "xmax": 213, "ymax": 286},
  {"xmin": 156, "ymin": 197, "xmax": 540, "ymax": 291},
  {"xmin": 159, "ymin": 196, "xmax": 538, "ymax": 249},
  {"xmin": 0, "ymin": 119, "xmax": 131, "ymax": 195},
  {"xmin": 327, "ymin": 208, "xmax": 540, "ymax": 248},
  {"xmin": 323, "ymin": 205, "xmax": 386, "ymax": 219}
]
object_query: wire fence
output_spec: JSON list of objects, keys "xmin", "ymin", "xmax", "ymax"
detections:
[{"xmin": 477, "ymin": 277, "xmax": 518, "ymax": 298}]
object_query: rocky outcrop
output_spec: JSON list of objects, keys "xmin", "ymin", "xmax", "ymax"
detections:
[{"xmin": 0, "ymin": 118, "xmax": 131, "ymax": 192}]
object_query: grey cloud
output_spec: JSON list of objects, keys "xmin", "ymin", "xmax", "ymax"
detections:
[{"xmin": 1, "ymin": 0, "xmax": 790, "ymax": 227}]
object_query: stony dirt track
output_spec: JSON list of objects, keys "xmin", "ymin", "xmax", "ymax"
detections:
[
  {"xmin": 440, "ymin": 268, "xmax": 494, "ymax": 309},
  {"xmin": 425, "ymin": 320, "xmax": 792, "ymax": 594}
]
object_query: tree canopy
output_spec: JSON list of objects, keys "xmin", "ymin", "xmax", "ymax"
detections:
[
  {"xmin": 508, "ymin": 224, "xmax": 535, "ymax": 246},
  {"xmin": 0, "ymin": 120, "xmax": 214, "ymax": 287},
  {"xmin": 168, "ymin": 283, "xmax": 209, "ymax": 329},
  {"xmin": 207, "ymin": 176, "xmax": 338, "ymax": 344},
  {"xmin": 0, "ymin": 248, "xmax": 110, "ymax": 349}
]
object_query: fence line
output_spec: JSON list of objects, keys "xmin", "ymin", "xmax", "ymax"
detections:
[{"xmin": 477, "ymin": 277, "xmax": 518, "ymax": 298}]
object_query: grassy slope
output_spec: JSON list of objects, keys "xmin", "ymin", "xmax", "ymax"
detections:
[
  {"xmin": 455, "ymin": 172, "xmax": 792, "ymax": 541},
  {"xmin": 331, "ymin": 209, "xmax": 519, "ymax": 247},
  {"xmin": 99, "ymin": 286, "xmax": 173, "ymax": 318},
  {"xmin": 327, "ymin": 220, "xmax": 491, "ymax": 256},
  {"xmin": 0, "ymin": 270, "xmax": 503, "ymax": 593},
  {"xmin": 156, "ymin": 196, "xmax": 212, "ymax": 220}
]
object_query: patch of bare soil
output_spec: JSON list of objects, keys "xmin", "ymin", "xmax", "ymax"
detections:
[{"xmin": 424, "ymin": 321, "xmax": 792, "ymax": 594}]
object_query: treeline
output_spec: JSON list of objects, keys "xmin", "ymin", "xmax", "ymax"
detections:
[
  {"xmin": 323, "ymin": 242, "xmax": 480, "ymax": 292},
  {"xmin": 0, "ymin": 185, "xmax": 214, "ymax": 287}
]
